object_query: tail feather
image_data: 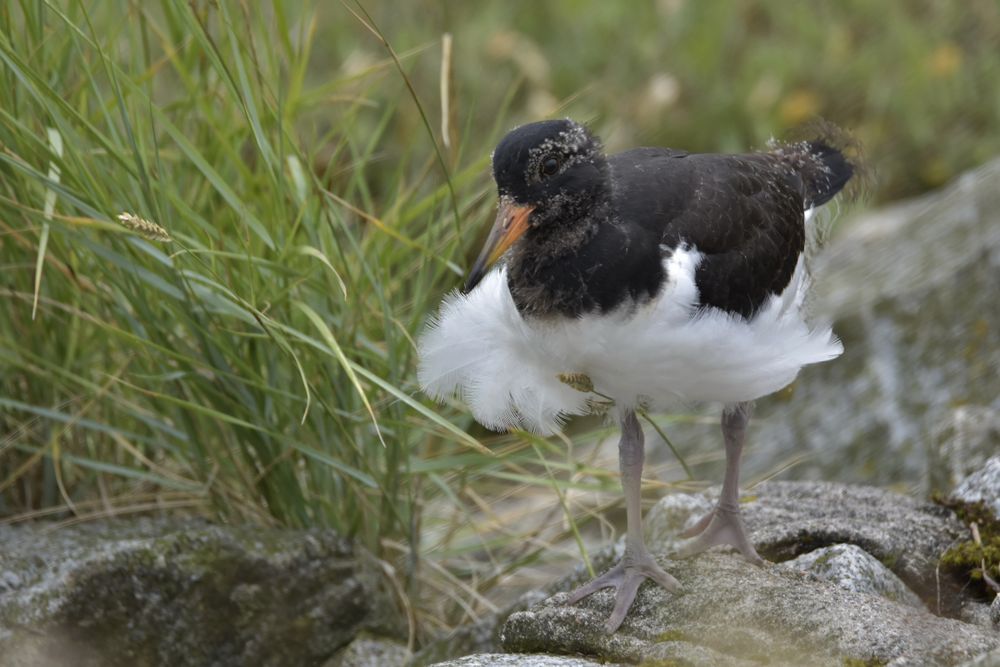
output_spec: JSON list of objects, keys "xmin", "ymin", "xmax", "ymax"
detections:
[
  {"xmin": 803, "ymin": 141, "xmax": 854, "ymax": 207},
  {"xmin": 768, "ymin": 120, "xmax": 864, "ymax": 209}
]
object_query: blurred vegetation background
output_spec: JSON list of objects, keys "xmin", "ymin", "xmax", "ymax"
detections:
[{"xmin": 2, "ymin": 0, "xmax": 998, "ymax": 638}]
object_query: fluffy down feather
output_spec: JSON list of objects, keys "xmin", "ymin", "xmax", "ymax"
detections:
[{"xmin": 418, "ymin": 245, "xmax": 841, "ymax": 435}]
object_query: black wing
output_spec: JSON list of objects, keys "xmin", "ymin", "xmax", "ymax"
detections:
[{"xmin": 610, "ymin": 149, "xmax": 809, "ymax": 318}]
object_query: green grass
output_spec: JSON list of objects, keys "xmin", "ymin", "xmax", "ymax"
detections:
[{"xmin": 2, "ymin": 0, "xmax": 999, "ymax": 639}]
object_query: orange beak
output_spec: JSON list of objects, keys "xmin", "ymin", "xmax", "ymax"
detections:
[{"xmin": 463, "ymin": 196, "xmax": 534, "ymax": 293}]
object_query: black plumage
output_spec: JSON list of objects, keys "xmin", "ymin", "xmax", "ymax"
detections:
[{"xmin": 488, "ymin": 119, "xmax": 854, "ymax": 319}]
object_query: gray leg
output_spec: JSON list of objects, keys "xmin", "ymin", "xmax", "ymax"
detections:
[
  {"xmin": 565, "ymin": 411, "xmax": 682, "ymax": 633},
  {"xmin": 675, "ymin": 402, "xmax": 764, "ymax": 565}
]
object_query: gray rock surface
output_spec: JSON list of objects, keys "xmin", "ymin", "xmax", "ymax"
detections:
[
  {"xmin": 953, "ymin": 456, "xmax": 1000, "ymax": 519},
  {"xmin": 932, "ymin": 407, "xmax": 1000, "ymax": 492},
  {"xmin": 414, "ymin": 590, "xmax": 549, "ymax": 667},
  {"xmin": 502, "ymin": 553, "xmax": 998, "ymax": 666},
  {"xmin": 325, "ymin": 636, "xmax": 411, "ymax": 667},
  {"xmin": 430, "ymin": 654, "xmax": 614, "ymax": 667},
  {"xmin": 962, "ymin": 600, "xmax": 997, "ymax": 629},
  {"xmin": 777, "ymin": 543, "xmax": 924, "ymax": 608},
  {"xmin": 962, "ymin": 647, "xmax": 1000, "ymax": 667},
  {"xmin": 492, "ymin": 481, "xmax": 996, "ymax": 666},
  {"xmin": 0, "ymin": 519, "xmax": 400, "ymax": 667},
  {"xmin": 646, "ymin": 480, "xmax": 964, "ymax": 601}
]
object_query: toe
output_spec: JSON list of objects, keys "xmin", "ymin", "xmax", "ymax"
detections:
[
  {"xmin": 604, "ymin": 575, "xmax": 643, "ymax": 633},
  {"xmin": 678, "ymin": 510, "xmax": 713, "ymax": 538},
  {"xmin": 566, "ymin": 579, "xmax": 606, "ymax": 605},
  {"xmin": 640, "ymin": 560, "xmax": 683, "ymax": 593},
  {"xmin": 564, "ymin": 554, "xmax": 681, "ymax": 632},
  {"xmin": 738, "ymin": 543, "xmax": 766, "ymax": 567},
  {"xmin": 674, "ymin": 513, "xmax": 768, "ymax": 566},
  {"xmin": 566, "ymin": 562, "xmax": 624, "ymax": 605}
]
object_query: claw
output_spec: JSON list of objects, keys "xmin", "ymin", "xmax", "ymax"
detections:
[
  {"xmin": 565, "ymin": 551, "xmax": 681, "ymax": 633},
  {"xmin": 606, "ymin": 573, "xmax": 643, "ymax": 633}
]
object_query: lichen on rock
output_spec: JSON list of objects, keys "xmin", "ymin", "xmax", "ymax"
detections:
[{"xmin": 0, "ymin": 519, "xmax": 402, "ymax": 667}]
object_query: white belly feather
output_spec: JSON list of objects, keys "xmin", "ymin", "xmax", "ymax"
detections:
[{"xmin": 418, "ymin": 244, "xmax": 842, "ymax": 435}]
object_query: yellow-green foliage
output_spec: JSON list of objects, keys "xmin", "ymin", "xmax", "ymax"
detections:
[
  {"xmin": 935, "ymin": 495, "xmax": 1000, "ymax": 595},
  {"xmin": 842, "ymin": 658, "xmax": 888, "ymax": 667}
]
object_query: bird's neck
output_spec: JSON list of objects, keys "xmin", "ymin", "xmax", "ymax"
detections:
[{"xmin": 505, "ymin": 204, "xmax": 611, "ymax": 318}]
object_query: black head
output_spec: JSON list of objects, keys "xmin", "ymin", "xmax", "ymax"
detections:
[
  {"xmin": 491, "ymin": 119, "xmax": 609, "ymax": 225},
  {"xmin": 464, "ymin": 120, "xmax": 609, "ymax": 292}
]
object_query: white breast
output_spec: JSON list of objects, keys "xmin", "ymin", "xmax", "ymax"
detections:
[{"xmin": 418, "ymin": 245, "xmax": 841, "ymax": 435}]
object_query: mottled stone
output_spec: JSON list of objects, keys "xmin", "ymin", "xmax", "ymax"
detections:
[
  {"xmin": 960, "ymin": 646, "xmax": 1000, "ymax": 667},
  {"xmin": 644, "ymin": 490, "xmax": 714, "ymax": 553},
  {"xmin": 932, "ymin": 407, "xmax": 1000, "ymax": 492},
  {"xmin": 638, "ymin": 640, "xmax": 760, "ymax": 667},
  {"xmin": 325, "ymin": 636, "xmax": 411, "ymax": 667},
  {"xmin": 777, "ymin": 543, "xmax": 923, "ymax": 608},
  {"xmin": 953, "ymin": 456, "xmax": 1000, "ymax": 519},
  {"xmin": 960, "ymin": 600, "xmax": 996, "ymax": 629},
  {"xmin": 413, "ymin": 590, "xmax": 549, "ymax": 667},
  {"xmin": 502, "ymin": 553, "xmax": 999, "ymax": 666},
  {"xmin": 487, "ymin": 481, "xmax": 998, "ymax": 665},
  {"xmin": 0, "ymin": 519, "xmax": 400, "ymax": 667},
  {"xmin": 646, "ymin": 481, "xmax": 964, "ymax": 602},
  {"xmin": 430, "ymin": 654, "xmax": 614, "ymax": 667}
]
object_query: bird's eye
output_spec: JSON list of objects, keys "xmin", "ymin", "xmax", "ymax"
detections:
[{"xmin": 540, "ymin": 156, "xmax": 560, "ymax": 177}]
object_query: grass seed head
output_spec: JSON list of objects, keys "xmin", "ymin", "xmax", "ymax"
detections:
[{"xmin": 116, "ymin": 212, "xmax": 172, "ymax": 243}]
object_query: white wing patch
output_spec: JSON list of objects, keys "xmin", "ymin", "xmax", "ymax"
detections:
[{"xmin": 418, "ymin": 246, "xmax": 841, "ymax": 435}]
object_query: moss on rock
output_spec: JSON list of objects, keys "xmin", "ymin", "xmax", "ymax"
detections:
[
  {"xmin": 842, "ymin": 658, "xmax": 888, "ymax": 667},
  {"xmin": 934, "ymin": 494, "xmax": 1000, "ymax": 599}
]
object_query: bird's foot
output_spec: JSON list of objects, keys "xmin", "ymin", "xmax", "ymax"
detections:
[
  {"xmin": 565, "ymin": 548, "xmax": 681, "ymax": 633},
  {"xmin": 675, "ymin": 504, "xmax": 764, "ymax": 565}
]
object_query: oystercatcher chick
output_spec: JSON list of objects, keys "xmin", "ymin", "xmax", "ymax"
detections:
[{"xmin": 418, "ymin": 119, "xmax": 856, "ymax": 632}]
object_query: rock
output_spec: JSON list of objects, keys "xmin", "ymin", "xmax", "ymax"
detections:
[
  {"xmin": 992, "ymin": 594, "xmax": 1000, "ymax": 627},
  {"xmin": 941, "ymin": 456, "xmax": 1000, "ymax": 604},
  {"xmin": 952, "ymin": 456, "xmax": 1000, "ymax": 519},
  {"xmin": 644, "ymin": 490, "xmax": 714, "ymax": 552},
  {"xmin": 645, "ymin": 481, "xmax": 964, "ymax": 601},
  {"xmin": 430, "ymin": 654, "xmax": 615, "ymax": 666},
  {"xmin": 960, "ymin": 600, "xmax": 996, "ymax": 629},
  {"xmin": 502, "ymin": 553, "xmax": 999, "ymax": 666},
  {"xmin": 932, "ymin": 407, "xmax": 1000, "ymax": 492},
  {"xmin": 413, "ymin": 590, "xmax": 549, "ymax": 667},
  {"xmin": 325, "ymin": 636, "xmax": 411, "ymax": 667},
  {"xmin": 650, "ymin": 158, "xmax": 1000, "ymax": 491},
  {"xmin": 489, "ymin": 481, "xmax": 1000, "ymax": 665},
  {"xmin": 0, "ymin": 519, "xmax": 401, "ymax": 667},
  {"xmin": 961, "ymin": 647, "xmax": 1000, "ymax": 667},
  {"xmin": 777, "ymin": 543, "xmax": 924, "ymax": 608},
  {"xmin": 639, "ymin": 640, "xmax": 760, "ymax": 667}
]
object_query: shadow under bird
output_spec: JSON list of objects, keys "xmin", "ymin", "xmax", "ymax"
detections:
[{"xmin": 419, "ymin": 118, "xmax": 857, "ymax": 632}]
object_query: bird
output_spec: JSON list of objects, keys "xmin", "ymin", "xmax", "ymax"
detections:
[{"xmin": 418, "ymin": 118, "xmax": 856, "ymax": 633}]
